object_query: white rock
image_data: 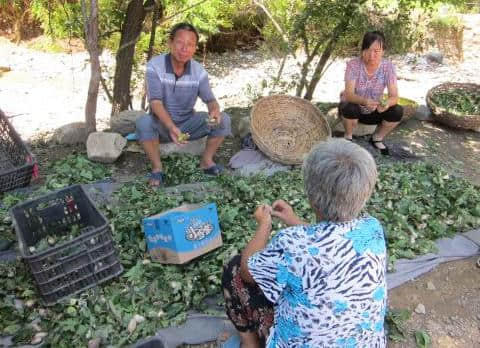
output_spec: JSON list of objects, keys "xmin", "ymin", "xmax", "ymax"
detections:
[
  {"xmin": 334, "ymin": 120, "xmax": 377, "ymax": 136},
  {"xmin": 88, "ymin": 338, "xmax": 101, "ymax": 348},
  {"xmin": 52, "ymin": 122, "xmax": 87, "ymax": 144},
  {"xmin": 133, "ymin": 314, "xmax": 145, "ymax": 323},
  {"xmin": 31, "ymin": 332, "xmax": 47, "ymax": 345},
  {"xmin": 415, "ymin": 303, "xmax": 426, "ymax": 314},
  {"xmin": 426, "ymin": 281, "xmax": 436, "ymax": 290},
  {"xmin": 110, "ymin": 110, "xmax": 145, "ymax": 135},
  {"xmin": 127, "ymin": 317, "xmax": 137, "ymax": 334},
  {"xmin": 86, "ymin": 132, "xmax": 127, "ymax": 163}
]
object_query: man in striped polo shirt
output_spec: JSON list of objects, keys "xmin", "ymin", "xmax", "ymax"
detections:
[{"xmin": 136, "ymin": 23, "xmax": 232, "ymax": 186}]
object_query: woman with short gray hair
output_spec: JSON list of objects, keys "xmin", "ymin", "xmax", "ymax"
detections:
[{"xmin": 222, "ymin": 139, "xmax": 386, "ymax": 348}]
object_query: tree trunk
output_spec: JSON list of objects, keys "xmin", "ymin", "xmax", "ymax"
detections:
[
  {"xmin": 81, "ymin": 0, "xmax": 100, "ymax": 135},
  {"xmin": 111, "ymin": 0, "xmax": 155, "ymax": 116},
  {"xmin": 303, "ymin": 21, "xmax": 349, "ymax": 100},
  {"xmin": 141, "ymin": 1, "xmax": 163, "ymax": 110}
]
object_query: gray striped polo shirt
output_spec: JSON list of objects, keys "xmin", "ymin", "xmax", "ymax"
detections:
[{"xmin": 146, "ymin": 53, "xmax": 216, "ymax": 123}]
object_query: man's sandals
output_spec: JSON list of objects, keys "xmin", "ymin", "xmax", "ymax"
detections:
[
  {"xmin": 369, "ymin": 137, "xmax": 390, "ymax": 156},
  {"xmin": 148, "ymin": 171, "xmax": 166, "ymax": 187},
  {"xmin": 203, "ymin": 163, "xmax": 224, "ymax": 176}
]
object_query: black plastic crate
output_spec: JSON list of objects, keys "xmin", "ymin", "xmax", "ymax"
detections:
[
  {"xmin": 0, "ymin": 109, "xmax": 37, "ymax": 193},
  {"xmin": 11, "ymin": 185, "xmax": 123, "ymax": 305}
]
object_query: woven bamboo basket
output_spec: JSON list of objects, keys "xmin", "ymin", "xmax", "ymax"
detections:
[
  {"xmin": 250, "ymin": 95, "xmax": 331, "ymax": 165},
  {"xmin": 426, "ymin": 82, "xmax": 480, "ymax": 132}
]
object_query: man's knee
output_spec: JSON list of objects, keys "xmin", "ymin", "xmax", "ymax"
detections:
[
  {"xmin": 220, "ymin": 112, "xmax": 232, "ymax": 133},
  {"xmin": 135, "ymin": 113, "xmax": 157, "ymax": 141}
]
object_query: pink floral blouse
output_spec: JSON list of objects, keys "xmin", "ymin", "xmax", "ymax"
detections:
[{"xmin": 343, "ymin": 57, "xmax": 397, "ymax": 114}]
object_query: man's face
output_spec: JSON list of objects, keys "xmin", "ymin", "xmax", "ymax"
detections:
[{"xmin": 169, "ymin": 29, "xmax": 197, "ymax": 65}]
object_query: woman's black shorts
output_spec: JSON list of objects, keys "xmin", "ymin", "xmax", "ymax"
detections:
[{"xmin": 339, "ymin": 102, "xmax": 403, "ymax": 125}]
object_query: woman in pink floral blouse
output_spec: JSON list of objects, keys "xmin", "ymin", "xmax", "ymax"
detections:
[{"xmin": 340, "ymin": 31, "xmax": 403, "ymax": 155}]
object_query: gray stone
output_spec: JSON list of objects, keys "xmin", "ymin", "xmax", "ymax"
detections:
[
  {"xmin": 236, "ymin": 116, "xmax": 250, "ymax": 139},
  {"xmin": 110, "ymin": 110, "xmax": 145, "ymax": 135},
  {"xmin": 160, "ymin": 137, "xmax": 207, "ymax": 156},
  {"xmin": 426, "ymin": 281, "xmax": 436, "ymax": 291},
  {"xmin": 52, "ymin": 122, "xmax": 87, "ymax": 144},
  {"xmin": 425, "ymin": 51, "xmax": 444, "ymax": 64},
  {"xmin": 414, "ymin": 105, "xmax": 433, "ymax": 121},
  {"xmin": 86, "ymin": 132, "xmax": 127, "ymax": 163},
  {"xmin": 334, "ymin": 120, "xmax": 377, "ymax": 136},
  {"xmin": 415, "ymin": 303, "xmax": 426, "ymax": 314},
  {"xmin": 125, "ymin": 137, "xmax": 207, "ymax": 156}
]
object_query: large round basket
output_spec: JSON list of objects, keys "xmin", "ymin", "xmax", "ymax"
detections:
[
  {"xmin": 426, "ymin": 82, "xmax": 480, "ymax": 132},
  {"xmin": 250, "ymin": 95, "xmax": 331, "ymax": 165}
]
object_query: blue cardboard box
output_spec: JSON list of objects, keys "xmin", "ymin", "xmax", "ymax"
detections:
[{"xmin": 143, "ymin": 203, "xmax": 222, "ymax": 264}]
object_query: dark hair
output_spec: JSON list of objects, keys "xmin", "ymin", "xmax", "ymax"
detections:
[
  {"xmin": 169, "ymin": 22, "xmax": 199, "ymax": 43},
  {"xmin": 361, "ymin": 31, "xmax": 386, "ymax": 51}
]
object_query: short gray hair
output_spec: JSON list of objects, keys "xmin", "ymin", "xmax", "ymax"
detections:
[{"xmin": 303, "ymin": 138, "xmax": 377, "ymax": 222}]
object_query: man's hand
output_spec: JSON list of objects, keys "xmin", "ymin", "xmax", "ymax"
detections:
[
  {"xmin": 254, "ymin": 204, "xmax": 272, "ymax": 228},
  {"xmin": 168, "ymin": 126, "xmax": 185, "ymax": 145},
  {"xmin": 272, "ymin": 200, "xmax": 304, "ymax": 226},
  {"xmin": 207, "ymin": 100, "xmax": 221, "ymax": 125},
  {"xmin": 209, "ymin": 108, "xmax": 221, "ymax": 124}
]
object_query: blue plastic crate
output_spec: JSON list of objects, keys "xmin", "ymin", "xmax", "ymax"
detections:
[{"xmin": 143, "ymin": 203, "xmax": 222, "ymax": 264}]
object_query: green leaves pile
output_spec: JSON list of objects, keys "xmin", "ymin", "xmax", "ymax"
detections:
[
  {"xmin": 45, "ymin": 154, "xmax": 113, "ymax": 190},
  {"xmin": 431, "ymin": 88, "xmax": 480, "ymax": 116},
  {"xmin": 368, "ymin": 162, "xmax": 480, "ymax": 268},
  {"xmin": 0, "ymin": 154, "xmax": 479, "ymax": 346}
]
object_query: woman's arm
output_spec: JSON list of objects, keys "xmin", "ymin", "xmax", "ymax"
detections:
[
  {"xmin": 344, "ymin": 80, "xmax": 379, "ymax": 110},
  {"xmin": 240, "ymin": 205, "xmax": 272, "ymax": 283},
  {"xmin": 385, "ymin": 82, "xmax": 399, "ymax": 107}
]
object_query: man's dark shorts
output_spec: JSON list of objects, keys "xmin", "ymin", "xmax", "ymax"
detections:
[{"xmin": 136, "ymin": 111, "xmax": 232, "ymax": 143}]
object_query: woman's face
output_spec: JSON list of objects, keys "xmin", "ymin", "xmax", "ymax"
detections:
[{"xmin": 362, "ymin": 40, "xmax": 384, "ymax": 66}]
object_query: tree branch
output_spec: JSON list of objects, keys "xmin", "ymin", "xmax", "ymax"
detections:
[{"xmin": 161, "ymin": 0, "xmax": 209, "ymax": 23}]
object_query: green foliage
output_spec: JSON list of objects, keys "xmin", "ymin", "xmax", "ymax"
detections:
[
  {"xmin": 415, "ymin": 330, "xmax": 432, "ymax": 348},
  {"xmin": 0, "ymin": 154, "xmax": 479, "ymax": 345},
  {"xmin": 430, "ymin": 12, "xmax": 463, "ymax": 30},
  {"xmin": 386, "ymin": 308, "xmax": 411, "ymax": 342},
  {"xmin": 30, "ymin": 0, "xmax": 83, "ymax": 39},
  {"xmin": 45, "ymin": 154, "xmax": 113, "ymax": 190}
]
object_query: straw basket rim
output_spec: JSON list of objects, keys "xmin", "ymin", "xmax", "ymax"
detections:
[
  {"xmin": 250, "ymin": 94, "xmax": 331, "ymax": 165},
  {"xmin": 426, "ymin": 82, "xmax": 480, "ymax": 132}
]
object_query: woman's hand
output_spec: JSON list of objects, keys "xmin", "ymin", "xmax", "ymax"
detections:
[
  {"xmin": 376, "ymin": 104, "xmax": 388, "ymax": 113},
  {"xmin": 364, "ymin": 98, "xmax": 379, "ymax": 112},
  {"xmin": 271, "ymin": 200, "xmax": 304, "ymax": 226},
  {"xmin": 254, "ymin": 204, "xmax": 272, "ymax": 227}
]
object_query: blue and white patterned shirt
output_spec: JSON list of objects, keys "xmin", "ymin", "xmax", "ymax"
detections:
[{"xmin": 248, "ymin": 216, "xmax": 387, "ymax": 348}]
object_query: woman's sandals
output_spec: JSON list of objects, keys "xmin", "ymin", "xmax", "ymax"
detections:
[{"xmin": 369, "ymin": 137, "xmax": 390, "ymax": 155}]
